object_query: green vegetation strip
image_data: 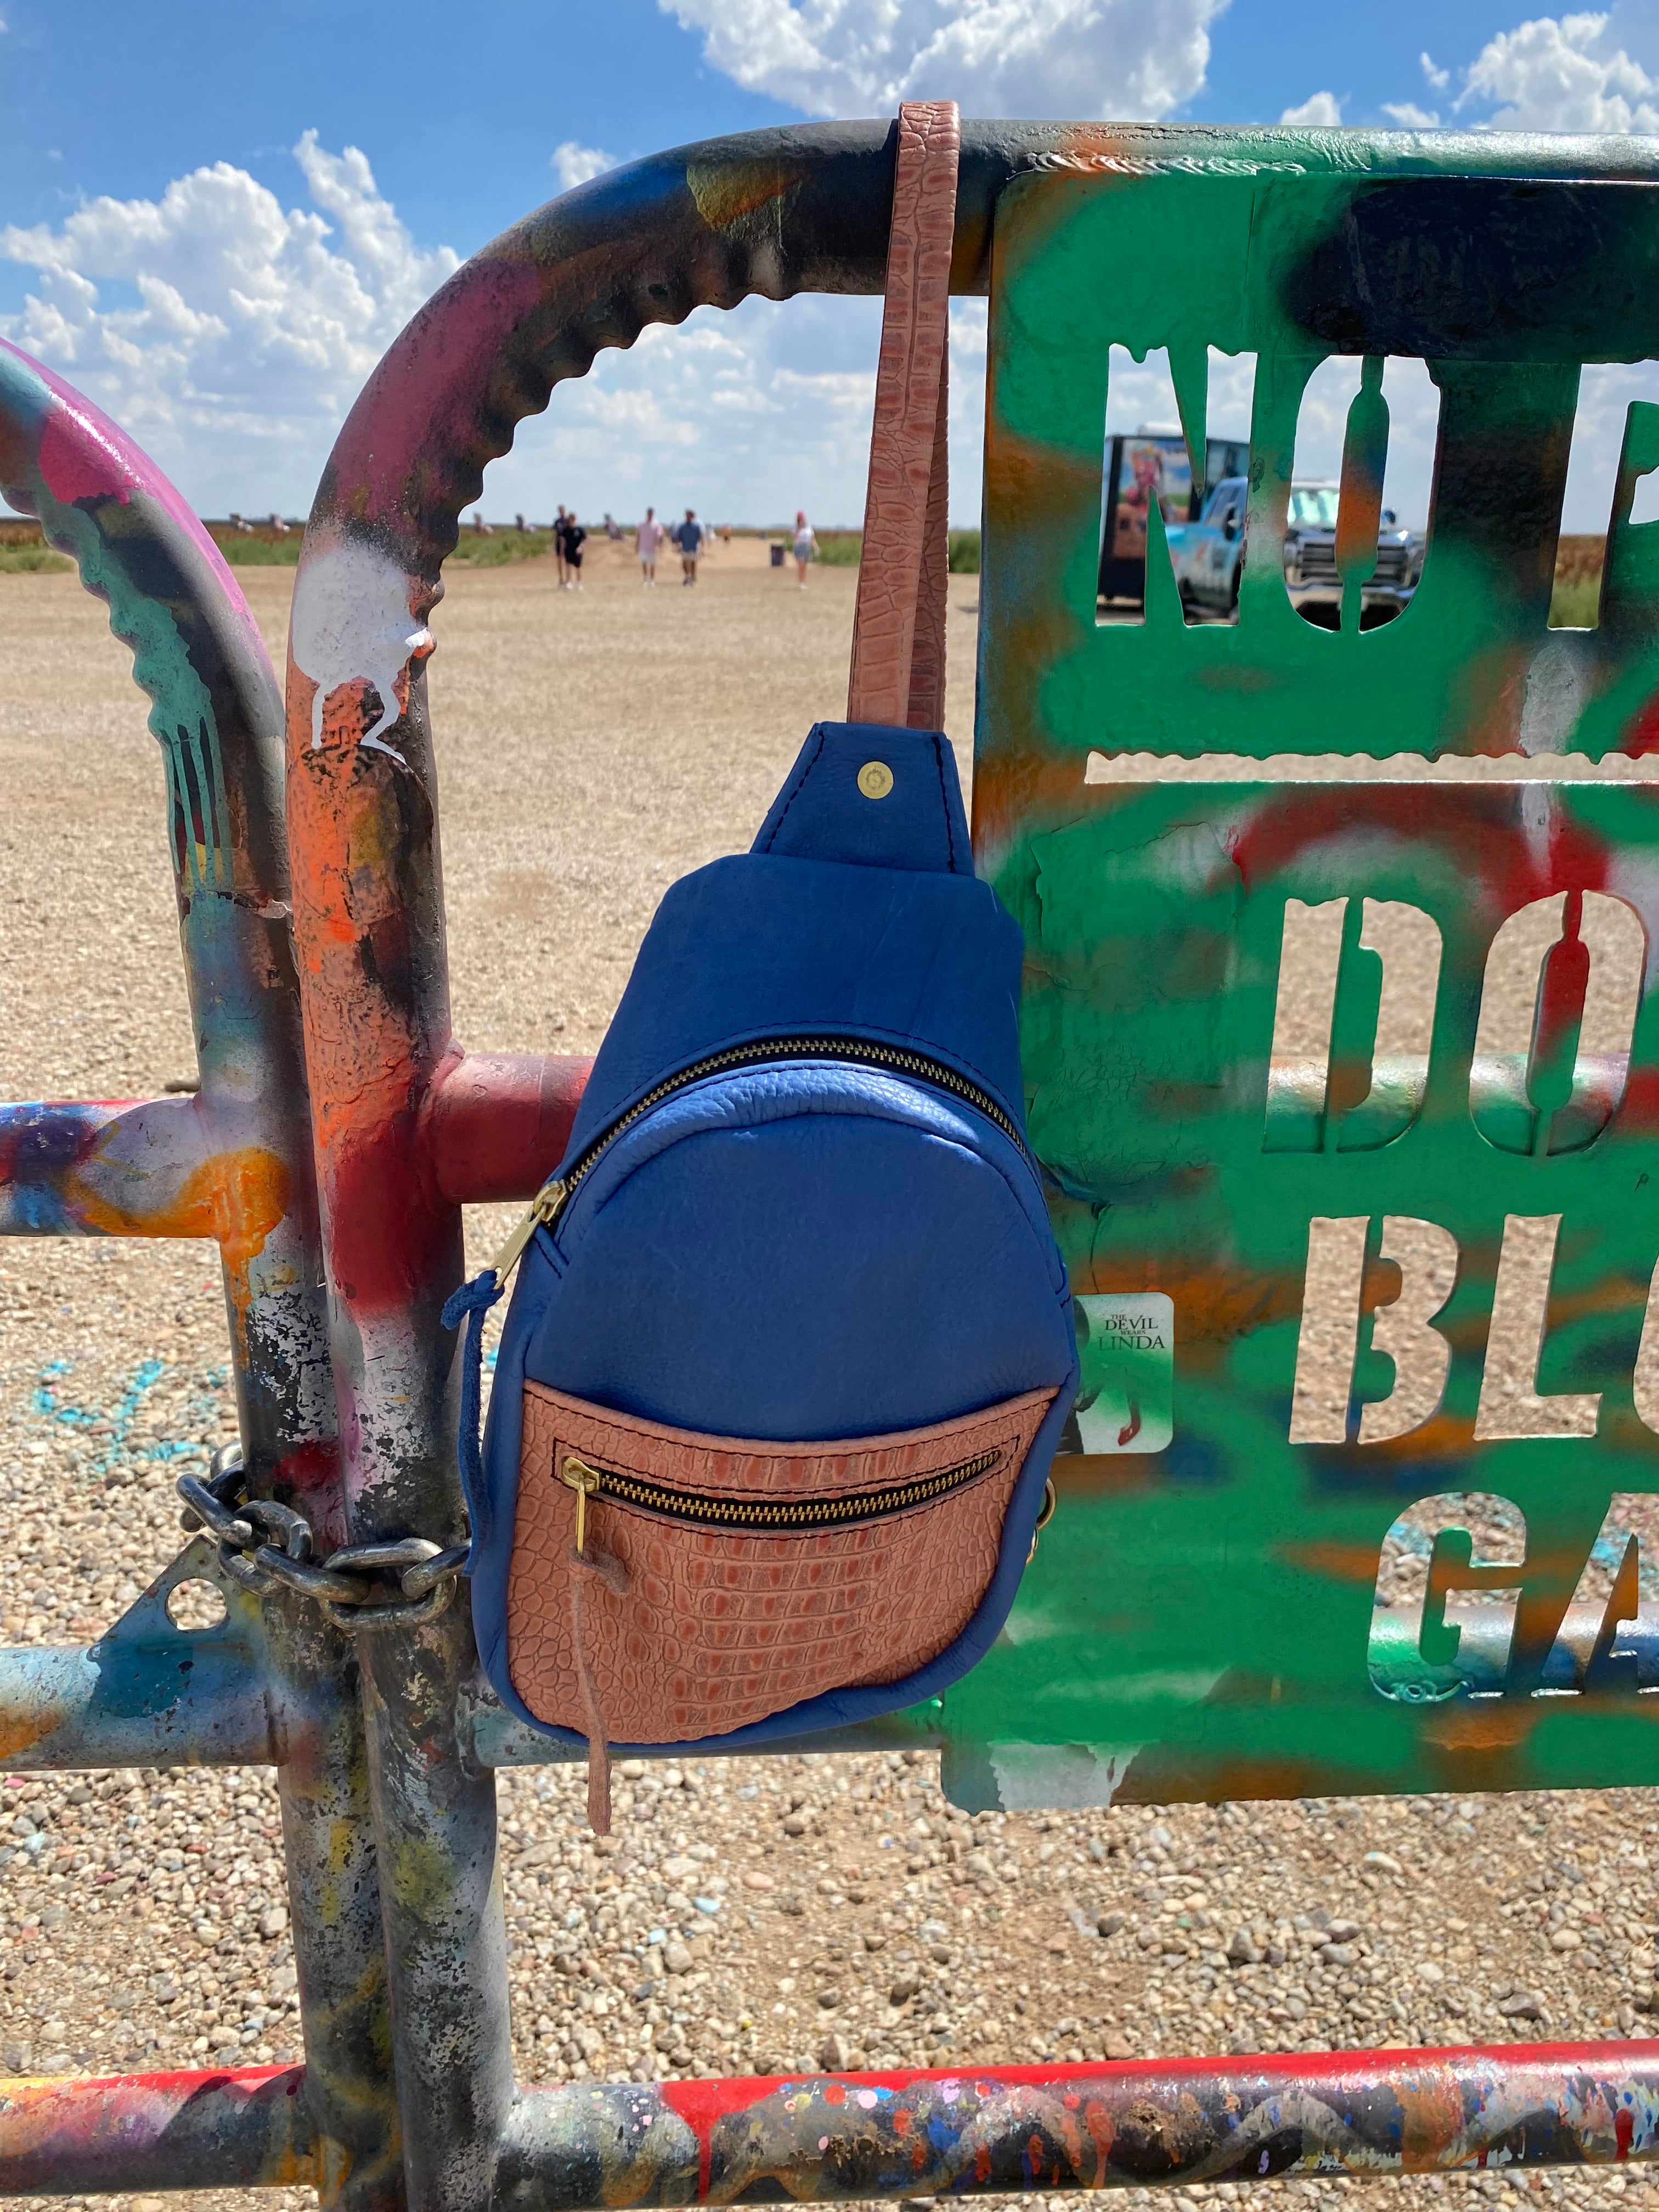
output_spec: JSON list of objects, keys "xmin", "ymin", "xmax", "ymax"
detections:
[
  {"xmin": 202, "ymin": 526, "xmax": 554, "ymax": 568},
  {"xmin": 0, "ymin": 544, "xmax": 72, "ymax": 574},
  {"xmin": 810, "ymin": 529, "xmax": 981, "ymax": 573}
]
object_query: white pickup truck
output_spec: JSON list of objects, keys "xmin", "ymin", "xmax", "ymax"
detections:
[{"xmin": 1167, "ymin": 477, "xmax": 1426, "ymax": 627}]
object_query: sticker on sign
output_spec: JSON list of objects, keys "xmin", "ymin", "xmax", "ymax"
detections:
[{"xmin": 1073, "ymin": 1294, "xmax": 1173, "ymax": 1454}]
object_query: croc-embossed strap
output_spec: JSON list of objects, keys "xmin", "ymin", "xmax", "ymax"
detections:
[{"xmin": 847, "ymin": 101, "xmax": 960, "ymax": 734}]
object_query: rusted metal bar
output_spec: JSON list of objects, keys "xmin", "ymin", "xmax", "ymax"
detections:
[
  {"xmin": 0, "ymin": 2063, "xmax": 315, "ymax": 2195},
  {"xmin": 427, "ymin": 1053, "xmax": 590, "ymax": 1205},
  {"xmin": 494, "ymin": 2050, "xmax": 1659, "ymax": 2206},
  {"xmin": 0, "ymin": 341, "xmax": 400, "ymax": 2208}
]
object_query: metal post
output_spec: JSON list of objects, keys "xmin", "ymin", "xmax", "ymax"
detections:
[
  {"xmin": 284, "ymin": 642, "xmax": 513, "ymax": 2212},
  {"xmin": 0, "ymin": 339, "xmax": 400, "ymax": 2208}
]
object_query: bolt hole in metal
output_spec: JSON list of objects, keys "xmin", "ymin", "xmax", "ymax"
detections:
[{"xmin": 163, "ymin": 1578, "xmax": 228, "ymax": 1632}]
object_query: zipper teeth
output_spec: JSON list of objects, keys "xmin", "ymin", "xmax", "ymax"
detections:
[
  {"xmin": 573, "ymin": 1447, "xmax": 1001, "ymax": 1531},
  {"xmin": 548, "ymin": 1036, "xmax": 1028, "ymax": 1227}
]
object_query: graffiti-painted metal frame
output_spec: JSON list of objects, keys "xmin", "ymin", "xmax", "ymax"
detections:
[{"xmin": 5, "ymin": 116, "xmax": 1659, "ymax": 2209}]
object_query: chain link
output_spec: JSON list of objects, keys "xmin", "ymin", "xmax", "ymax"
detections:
[{"xmin": 178, "ymin": 1447, "xmax": 469, "ymax": 1631}]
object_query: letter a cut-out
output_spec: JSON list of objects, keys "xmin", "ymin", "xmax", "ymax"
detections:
[{"xmin": 1536, "ymin": 1496, "xmax": 1657, "ymax": 1695}]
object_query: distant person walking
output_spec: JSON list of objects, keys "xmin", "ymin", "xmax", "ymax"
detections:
[
  {"xmin": 792, "ymin": 512, "xmax": 817, "ymax": 588},
  {"xmin": 554, "ymin": 503, "xmax": 569, "ymax": 588},
  {"xmin": 636, "ymin": 506, "xmax": 665, "ymax": 586},
  {"xmin": 559, "ymin": 510, "xmax": 586, "ymax": 589},
  {"xmin": 673, "ymin": 507, "xmax": 706, "ymax": 586}
]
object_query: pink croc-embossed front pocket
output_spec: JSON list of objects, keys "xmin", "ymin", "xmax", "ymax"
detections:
[{"xmin": 506, "ymin": 1383, "xmax": 1057, "ymax": 1745}]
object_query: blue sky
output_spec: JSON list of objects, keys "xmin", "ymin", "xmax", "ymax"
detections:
[{"xmin": 4, "ymin": 1, "xmax": 1659, "ymax": 524}]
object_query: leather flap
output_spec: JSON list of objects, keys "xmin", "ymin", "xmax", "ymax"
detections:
[{"xmin": 752, "ymin": 722, "xmax": 972, "ymax": 875}]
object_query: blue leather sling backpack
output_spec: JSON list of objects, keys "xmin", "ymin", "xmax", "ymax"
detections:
[{"xmin": 444, "ymin": 103, "xmax": 1078, "ymax": 1830}]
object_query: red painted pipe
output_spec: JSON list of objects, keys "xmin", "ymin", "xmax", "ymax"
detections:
[
  {"xmin": 0, "ymin": 2064, "xmax": 314, "ymax": 2194},
  {"xmin": 426, "ymin": 1051, "xmax": 590, "ymax": 1206}
]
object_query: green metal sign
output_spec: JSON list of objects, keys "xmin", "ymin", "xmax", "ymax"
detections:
[{"xmin": 941, "ymin": 137, "xmax": 1659, "ymax": 1809}]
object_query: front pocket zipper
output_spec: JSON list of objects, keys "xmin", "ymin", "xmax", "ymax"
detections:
[
  {"xmin": 556, "ymin": 1446, "xmax": 1002, "ymax": 1553},
  {"xmin": 486, "ymin": 1036, "xmax": 1034, "ymax": 1291}
]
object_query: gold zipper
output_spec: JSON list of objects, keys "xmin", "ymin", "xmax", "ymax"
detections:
[
  {"xmin": 486, "ymin": 1036, "xmax": 1031, "ymax": 1293},
  {"xmin": 558, "ymin": 1446, "xmax": 1000, "ymax": 1551}
]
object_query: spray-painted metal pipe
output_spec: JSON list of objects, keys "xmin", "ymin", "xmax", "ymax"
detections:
[
  {"xmin": 495, "ymin": 2050, "xmax": 1659, "ymax": 2203},
  {"xmin": 0, "ymin": 2064, "xmax": 315, "ymax": 2196},
  {"xmin": 0, "ymin": 1099, "xmax": 208, "ymax": 1237},
  {"xmin": 1, "ymin": 1053, "xmax": 589, "ymax": 1235},
  {"xmin": 426, "ymin": 1053, "xmax": 590, "ymax": 1205},
  {"xmin": 0, "ymin": 1545, "xmax": 273, "ymax": 1770},
  {"xmin": 0, "ymin": 341, "xmax": 399, "ymax": 2209},
  {"xmin": 5, "ymin": 2047, "xmax": 1652, "ymax": 2205}
]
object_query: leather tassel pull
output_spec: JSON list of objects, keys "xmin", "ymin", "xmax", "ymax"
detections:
[{"xmin": 568, "ymin": 1541, "xmax": 629, "ymax": 1835}]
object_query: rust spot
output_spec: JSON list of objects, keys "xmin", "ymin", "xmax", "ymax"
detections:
[
  {"xmin": 1280, "ymin": 1541, "xmax": 1384, "ymax": 1584},
  {"xmin": 1423, "ymin": 1702, "xmax": 1539, "ymax": 1752},
  {"xmin": 0, "ymin": 1708, "xmax": 54, "ymax": 1765},
  {"xmin": 1397, "ymin": 2075, "xmax": 1468, "ymax": 2171}
]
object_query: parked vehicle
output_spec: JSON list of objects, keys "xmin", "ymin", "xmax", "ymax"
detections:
[
  {"xmin": 1166, "ymin": 476, "xmax": 1427, "ymax": 626},
  {"xmin": 1096, "ymin": 430, "xmax": 1249, "ymax": 605}
]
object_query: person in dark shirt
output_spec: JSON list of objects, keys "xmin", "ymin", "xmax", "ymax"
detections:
[
  {"xmin": 673, "ymin": 508, "xmax": 706, "ymax": 585},
  {"xmin": 558, "ymin": 511, "xmax": 587, "ymax": 590}
]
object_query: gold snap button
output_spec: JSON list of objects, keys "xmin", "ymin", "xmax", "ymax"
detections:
[{"xmin": 857, "ymin": 760, "xmax": 894, "ymax": 800}]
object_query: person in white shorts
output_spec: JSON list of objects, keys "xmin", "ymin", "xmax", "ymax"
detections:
[
  {"xmin": 636, "ymin": 506, "xmax": 665, "ymax": 586},
  {"xmin": 792, "ymin": 511, "xmax": 817, "ymax": 588}
]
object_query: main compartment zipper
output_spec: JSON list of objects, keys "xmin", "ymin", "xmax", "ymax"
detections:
[
  {"xmin": 557, "ymin": 1446, "xmax": 1001, "ymax": 1552},
  {"xmin": 486, "ymin": 1035, "xmax": 1032, "ymax": 1291}
]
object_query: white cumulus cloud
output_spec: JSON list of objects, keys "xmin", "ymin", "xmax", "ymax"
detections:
[
  {"xmin": 552, "ymin": 140, "xmax": 616, "ymax": 190},
  {"xmin": 1381, "ymin": 100, "xmax": 1442, "ymax": 127},
  {"xmin": 0, "ymin": 129, "xmax": 980, "ymax": 530},
  {"xmin": 1421, "ymin": 50, "xmax": 1451, "ymax": 90},
  {"xmin": 1280, "ymin": 90, "xmax": 1345, "ymax": 126},
  {"xmin": 1, "ymin": 132, "xmax": 460, "ymax": 517},
  {"xmin": 1457, "ymin": 11, "xmax": 1659, "ymax": 131},
  {"xmin": 657, "ymin": 0, "xmax": 1227, "ymax": 121}
]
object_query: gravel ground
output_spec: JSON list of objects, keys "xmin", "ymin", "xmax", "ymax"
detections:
[{"xmin": 2, "ymin": 537, "xmax": 1658, "ymax": 2212}]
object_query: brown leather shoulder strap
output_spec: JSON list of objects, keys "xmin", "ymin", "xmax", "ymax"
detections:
[{"xmin": 847, "ymin": 100, "xmax": 960, "ymax": 733}]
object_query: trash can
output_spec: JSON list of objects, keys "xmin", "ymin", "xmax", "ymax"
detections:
[{"xmin": 770, "ymin": 543, "xmax": 786, "ymax": 567}]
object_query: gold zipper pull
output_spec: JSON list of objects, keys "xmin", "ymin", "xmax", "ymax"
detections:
[
  {"xmin": 560, "ymin": 1457, "xmax": 602, "ymax": 1554},
  {"xmin": 487, "ymin": 1176, "xmax": 568, "ymax": 1290}
]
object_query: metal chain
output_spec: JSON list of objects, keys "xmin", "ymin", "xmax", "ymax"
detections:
[{"xmin": 178, "ymin": 1446, "xmax": 469, "ymax": 1630}]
